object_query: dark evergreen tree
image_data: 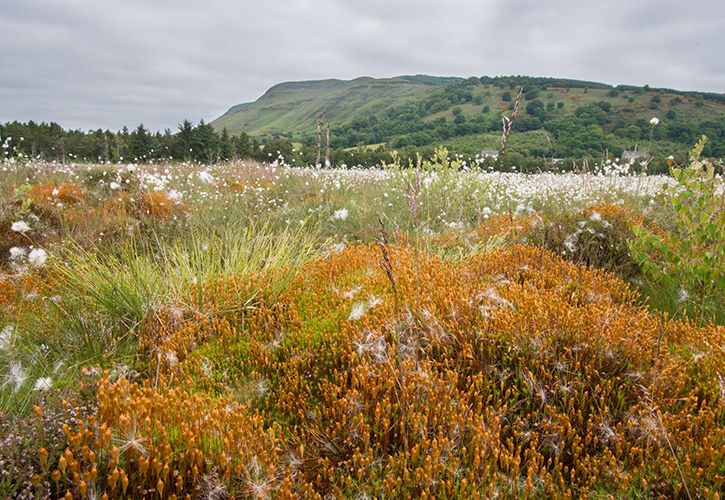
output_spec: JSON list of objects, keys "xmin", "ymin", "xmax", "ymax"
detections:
[
  {"xmin": 192, "ymin": 120, "xmax": 219, "ymax": 163},
  {"xmin": 128, "ymin": 124, "xmax": 152, "ymax": 161},
  {"xmin": 174, "ymin": 119, "xmax": 194, "ymax": 161}
]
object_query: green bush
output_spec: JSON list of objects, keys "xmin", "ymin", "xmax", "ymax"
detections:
[{"xmin": 629, "ymin": 136, "xmax": 724, "ymax": 324}]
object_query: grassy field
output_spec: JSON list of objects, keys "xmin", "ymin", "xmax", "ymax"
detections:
[{"xmin": 0, "ymin": 152, "xmax": 723, "ymax": 498}]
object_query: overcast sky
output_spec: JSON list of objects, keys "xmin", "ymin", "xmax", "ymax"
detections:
[{"xmin": 1, "ymin": 0, "xmax": 723, "ymax": 131}]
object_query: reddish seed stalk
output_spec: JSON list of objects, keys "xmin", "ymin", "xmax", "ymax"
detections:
[{"xmin": 499, "ymin": 87, "xmax": 523, "ymax": 170}]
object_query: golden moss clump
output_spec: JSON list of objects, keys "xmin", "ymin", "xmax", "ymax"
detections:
[
  {"xmin": 469, "ymin": 213, "xmax": 543, "ymax": 244},
  {"xmin": 29, "ymin": 183, "xmax": 85, "ymax": 208},
  {"xmin": 139, "ymin": 192, "xmax": 185, "ymax": 221},
  {"xmin": 223, "ymin": 179, "xmax": 246, "ymax": 191},
  {"xmin": 38, "ymin": 244, "xmax": 724, "ymax": 498},
  {"xmin": 0, "ymin": 275, "xmax": 38, "ymax": 316},
  {"xmin": 584, "ymin": 202, "xmax": 668, "ymax": 239}
]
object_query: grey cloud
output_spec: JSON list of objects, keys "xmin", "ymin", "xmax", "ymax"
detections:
[{"xmin": 1, "ymin": 0, "xmax": 723, "ymax": 131}]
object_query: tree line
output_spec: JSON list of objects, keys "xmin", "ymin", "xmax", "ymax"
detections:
[
  {"xmin": 0, "ymin": 120, "xmax": 257, "ymax": 164},
  {"xmin": 3, "ymin": 72, "xmax": 723, "ymax": 169}
]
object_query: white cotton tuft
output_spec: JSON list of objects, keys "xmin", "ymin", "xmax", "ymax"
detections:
[
  {"xmin": 8, "ymin": 362, "xmax": 27, "ymax": 392},
  {"xmin": 348, "ymin": 302, "xmax": 367, "ymax": 321},
  {"xmin": 198, "ymin": 171, "xmax": 215, "ymax": 184},
  {"xmin": 9, "ymin": 247, "xmax": 26, "ymax": 260},
  {"xmin": 11, "ymin": 221, "xmax": 31, "ymax": 233},
  {"xmin": 28, "ymin": 248, "xmax": 48, "ymax": 268},
  {"xmin": 332, "ymin": 208, "xmax": 349, "ymax": 221},
  {"xmin": 0, "ymin": 325, "xmax": 13, "ymax": 350},
  {"xmin": 34, "ymin": 377, "xmax": 53, "ymax": 391}
]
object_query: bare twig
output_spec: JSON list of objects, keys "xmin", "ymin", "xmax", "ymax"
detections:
[
  {"xmin": 315, "ymin": 118, "xmax": 322, "ymax": 167},
  {"xmin": 376, "ymin": 218, "xmax": 398, "ymax": 312},
  {"xmin": 499, "ymin": 87, "xmax": 524, "ymax": 170}
]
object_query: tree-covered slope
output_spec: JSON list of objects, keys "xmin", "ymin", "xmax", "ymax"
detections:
[{"xmin": 213, "ymin": 75, "xmax": 725, "ymax": 158}]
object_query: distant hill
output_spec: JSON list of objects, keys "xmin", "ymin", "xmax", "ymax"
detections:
[
  {"xmin": 213, "ymin": 75, "xmax": 725, "ymax": 159},
  {"xmin": 213, "ymin": 75, "xmax": 460, "ymax": 136}
]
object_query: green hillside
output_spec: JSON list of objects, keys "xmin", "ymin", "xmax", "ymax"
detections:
[
  {"xmin": 213, "ymin": 75, "xmax": 725, "ymax": 160},
  {"xmin": 213, "ymin": 75, "xmax": 460, "ymax": 136}
]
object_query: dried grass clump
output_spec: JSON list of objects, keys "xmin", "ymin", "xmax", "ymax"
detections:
[
  {"xmin": 60, "ymin": 202, "xmax": 135, "ymax": 245},
  {"xmin": 29, "ymin": 244, "xmax": 724, "ymax": 498}
]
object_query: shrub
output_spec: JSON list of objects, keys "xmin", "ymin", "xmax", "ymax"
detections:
[{"xmin": 630, "ymin": 137, "xmax": 724, "ymax": 324}]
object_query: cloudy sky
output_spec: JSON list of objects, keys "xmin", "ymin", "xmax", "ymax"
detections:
[{"xmin": 1, "ymin": 0, "xmax": 723, "ymax": 131}]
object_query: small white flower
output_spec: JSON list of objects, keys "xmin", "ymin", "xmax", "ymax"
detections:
[
  {"xmin": 28, "ymin": 248, "xmax": 48, "ymax": 268},
  {"xmin": 11, "ymin": 221, "xmax": 31, "ymax": 233},
  {"xmin": 332, "ymin": 208, "xmax": 349, "ymax": 221},
  {"xmin": 33, "ymin": 377, "xmax": 53, "ymax": 391},
  {"xmin": 589, "ymin": 212, "xmax": 602, "ymax": 222},
  {"xmin": 9, "ymin": 247, "xmax": 26, "ymax": 260},
  {"xmin": 167, "ymin": 189, "xmax": 183, "ymax": 202},
  {"xmin": 649, "ymin": 117, "xmax": 659, "ymax": 126},
  {"xmin": 51, "ymin": 188, "xmax": 60, "ymax": 197},
  {"xmin": 109, "ymin": 181, "xmax": 121, "ymax": 190}
]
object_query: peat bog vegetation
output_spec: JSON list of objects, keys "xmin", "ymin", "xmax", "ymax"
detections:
[{"xmin": 0, "ymin": 140, "xmax": 723, "ymax": 498}]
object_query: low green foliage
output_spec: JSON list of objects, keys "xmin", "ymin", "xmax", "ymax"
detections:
[{"xmin": 630, "ymin": 136, "xmax": 724, "ymax": 323}]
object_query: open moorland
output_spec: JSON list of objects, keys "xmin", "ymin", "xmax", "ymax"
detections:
[{"xmin": 0, "ymin": 144, "xmax": 723, "ymax": 498}]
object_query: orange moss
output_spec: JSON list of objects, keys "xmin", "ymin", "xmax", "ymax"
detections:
[
  {"xmin": 44, "ymin": 244, "xmax": 724, "ymax": 498},
  {"xmin": 220, "ymin": 177, "xmax": 276, "ymax": 191},
  {"xmin": 29, "ymin": 183, "xmax": 85, "ymax": 207},
  {"xmin": 0, "ymin": 271, "xmax": 59, "ymax": 322},
  {"xmin": 60, "ymin": 195, "xmax": 135, "ymax": 241},
  {"xmin": 139, "ymin": 191, "xmax": 184, "ymax": 221},
  {"xmin": 222, "ymin": 179, "xmax": 246, "ymax": 190},
  {"xmin": 467, "ymin": 213, "xmax": 543, "ymax": 244},
  {"xmin": 584, "ymin": 202, "xmax": 669, "ymax": 240}
]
